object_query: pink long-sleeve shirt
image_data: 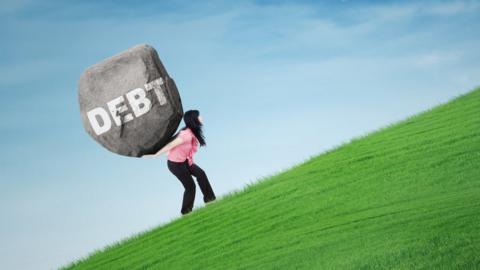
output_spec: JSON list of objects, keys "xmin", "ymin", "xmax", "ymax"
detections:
[{"xmin": 167, "ymin": 128, "xmax": 198, "ymax": 166}]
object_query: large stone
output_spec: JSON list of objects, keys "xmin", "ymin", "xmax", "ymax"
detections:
[{"xmin": 78, "ymin": 44, "xmax": 183, "ymax": 157}]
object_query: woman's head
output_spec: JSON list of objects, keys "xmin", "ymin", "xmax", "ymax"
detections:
[{"xmin": 181, "ymin": 109, "xmax": 206, "ymax": 146}]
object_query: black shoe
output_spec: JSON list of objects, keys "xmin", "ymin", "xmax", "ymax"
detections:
[
  {"xmin": 181, "ymin": 207, "xmax": 193, "ymax": 215},
  {"xmin": 205, "ymin": 197, "xmax": 216, "ymax": 204}
]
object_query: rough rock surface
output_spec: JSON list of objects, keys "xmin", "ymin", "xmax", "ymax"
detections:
[{"xmin": 78, "ymin": 44, "xmax": 183, "ymax": 157}]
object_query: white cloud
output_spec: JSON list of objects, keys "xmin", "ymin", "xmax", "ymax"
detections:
[
  {"xmin": 0, "ymin": 0, "xmax": 34, "ymax": 15},
  {"xmin": 413, "ymin": 50, "xmax": 463, "ymax": 67},
  {"xmin": 426, "ymin": 0, "xmax": 480, "ymax": 15},
  {"xmin": 347, "ymin": 0, "xmax": 480, "ymax": 24}
]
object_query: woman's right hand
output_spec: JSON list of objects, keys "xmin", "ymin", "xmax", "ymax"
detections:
[{"xmin": 141, "ymin": 136, "xmax": 183, "ymax": 158}]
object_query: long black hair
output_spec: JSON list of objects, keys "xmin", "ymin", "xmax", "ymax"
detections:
[{"xmin": 178, "ymin": 109, "xmax": 206, "ymax": 146}]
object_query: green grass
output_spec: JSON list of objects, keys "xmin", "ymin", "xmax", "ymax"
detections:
[{"xmin": 62, "ymin": 87, "xmax": 480, "ymax": 270}]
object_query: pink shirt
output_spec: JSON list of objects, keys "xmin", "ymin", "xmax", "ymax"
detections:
[{"xmin": 167, "ymin": 128, "xmax": 198, "ymax": 166}]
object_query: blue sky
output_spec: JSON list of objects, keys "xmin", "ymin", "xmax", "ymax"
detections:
[{"xmin": 1, "ymin": 0, "xmax": 479, "ymax": 269}]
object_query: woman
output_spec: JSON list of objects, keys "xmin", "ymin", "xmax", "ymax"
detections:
[{"xmin": 143, "ymin": 109, "xmax": 216, "ymax": 215}]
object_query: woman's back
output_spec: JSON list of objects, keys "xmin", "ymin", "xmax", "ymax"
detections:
[{"xmin": 167, "ymin": 128, "xmax": 198, "ymax": 165}]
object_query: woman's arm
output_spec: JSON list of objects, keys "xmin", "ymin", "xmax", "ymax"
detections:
[{"xmin": 143, "ymin": 136, "xmax": 184, "ymax": 158}]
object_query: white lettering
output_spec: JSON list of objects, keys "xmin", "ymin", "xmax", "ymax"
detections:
[
  {"xmin": 145, "ymin": 78, "xmax": 167, "ymax": 105},
  {"xmin": 87, "ymin": 107, "xmax": 112, "ymax": 135},
  {"xmin": 126, "ymin": 88, "xmax": 151, "ymax": 117},
  {"xmin": 85, "ymin": 77, "xmax": 169, "ymax": 136},
  {"xmin": 107, "ymin": 96, "xmax": 134, "ymax": 126}
]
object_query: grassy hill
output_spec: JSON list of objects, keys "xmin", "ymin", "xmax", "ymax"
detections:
[{"xmin": 62, "ymin": 87, "xmax": 480, "ymax": 270}]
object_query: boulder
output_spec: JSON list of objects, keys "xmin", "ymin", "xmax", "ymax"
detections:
[{"xmin": 78, "ymin": 44, "xmax": 183, "ymax": 157}]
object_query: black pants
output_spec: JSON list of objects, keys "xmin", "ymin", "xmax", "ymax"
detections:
[{"xmin": 167, "ymin": 159, "xmax": 216, "ymax": 215}]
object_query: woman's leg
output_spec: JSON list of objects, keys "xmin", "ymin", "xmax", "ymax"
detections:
[
  {"xmin": 167, "ymin": 160, "xmax": 196, "ymax": 215},
  {"xmin": 188, "ymin": 163, "xmax": 216, "ymax": 203}
]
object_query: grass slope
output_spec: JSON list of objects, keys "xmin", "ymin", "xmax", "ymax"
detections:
[{"xmin": 62, "ymin": 88, "xmax": 480, "ymax": 270}]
